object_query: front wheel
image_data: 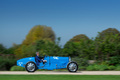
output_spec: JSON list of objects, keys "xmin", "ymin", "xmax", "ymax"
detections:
[
  {"xmin": 25, "ymin": 62, "xmax": 37, "ymax": 72},
  {"xmin": 67, "ymin": 62, "xmax": 78, "ymax": 72}
]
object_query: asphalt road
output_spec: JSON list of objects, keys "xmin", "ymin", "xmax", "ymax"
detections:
[{"xmin": 0, "ymin": 71, "xmax": 120, "ymax": 75}]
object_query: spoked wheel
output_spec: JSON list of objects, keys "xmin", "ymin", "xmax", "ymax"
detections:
[
  {"xmin": 67, "ymin": 62, "xmax": 78, "ymax": 72},
  {"xmin": 25, "ymin": 62, "xmax": 37, "ymax": 72}
]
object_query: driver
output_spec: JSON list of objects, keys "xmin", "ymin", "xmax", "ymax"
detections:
[{"xmin": 35, "ymin": 52, "xmax": 47, "ymax": 65}]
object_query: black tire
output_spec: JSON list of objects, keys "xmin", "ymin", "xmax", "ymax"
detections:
[
  {"xmin": 67, "ymin": 62, "xmax": 78, "ymax": 72},
  {"xmin": 25, "ymin": 61, "xmax": 37, "ymax": 72}
]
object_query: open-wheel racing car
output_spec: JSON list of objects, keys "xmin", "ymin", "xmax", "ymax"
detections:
[{"xmin": 17, "ymin": 56, "xmax": 78, "ymax": 72}]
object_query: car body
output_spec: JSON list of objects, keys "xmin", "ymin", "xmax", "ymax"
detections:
[{"xmin": 17, "ymin": 56, "xmax": 78, "ymax": 72}]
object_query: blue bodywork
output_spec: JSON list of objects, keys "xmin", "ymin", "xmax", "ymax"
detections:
[{"xmin": 17, "ymin": 56, "xmax": 69, "ymax": 70}]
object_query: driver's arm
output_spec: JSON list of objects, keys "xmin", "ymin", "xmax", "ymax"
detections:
[{"xmin": 36, "ymin": 56, "xmax": 43, "ymax": 62}]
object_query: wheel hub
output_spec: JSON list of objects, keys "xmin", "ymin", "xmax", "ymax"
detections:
[
  {"xmin": 27, "ymin": 63, "xmax": 35, "ymax": 71},
  {"xmin": 69, "ymin": 63, "xmax": 77, "ymax": 72}
]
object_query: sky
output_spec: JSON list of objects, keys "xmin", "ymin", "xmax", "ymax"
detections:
[{"xmin": 0, "ymin": 0, "xmax": 120, "ymax": 48}]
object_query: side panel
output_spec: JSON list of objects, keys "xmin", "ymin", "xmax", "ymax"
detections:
[{"xmin": 42, "ymin": 56, "xmax": 69, "ymax": 70}]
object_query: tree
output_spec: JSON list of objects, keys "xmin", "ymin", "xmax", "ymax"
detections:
[
  {"xmin": 70, "ymin": 34, "xmax": 89, "ymax": 42},
  {"xmin": 0, "ymin": 44, "xmax": 16, "ymax": 70},
  {"xmin": 14, "ymin": 25, "xmax": 58, "ymax": 58},
  {"xmin": 63, "ymin": 39, "xmax": 95, "ymax": 59},
  {"xmin": 35, "ymin": 40, "xmax": 61, "ymax": 56},
  {"xmin": 22, "ymin": 25, "xmax": 56, "ymax": 45},
  {"xmin": 94, "ymin": 28, "xmax": 120, "ymax": 61},
  {"xmin": 63, "ymin": 34, "xmax": 94, "ymax": 60},
  {"xmin": 0, "ymin": 44, "xmax": 7, "ymax": 54},
  {"xmin": 96, "ymin": 28, "xmax": 119, "ymax": 40}
]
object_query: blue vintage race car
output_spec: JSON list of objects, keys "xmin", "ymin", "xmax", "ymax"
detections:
[{"xmin": 17, "ymin": 56, "xmax": 78, "ymax": 72}]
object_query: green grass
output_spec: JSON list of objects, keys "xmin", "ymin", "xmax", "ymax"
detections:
[{"xmin": 0, "ymin": 75, "xmax": 120, "ymax": 80}]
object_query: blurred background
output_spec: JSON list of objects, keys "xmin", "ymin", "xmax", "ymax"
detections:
[{"xmin": 0, "ymin": 0, "xmax": 120, "ymax": 71}]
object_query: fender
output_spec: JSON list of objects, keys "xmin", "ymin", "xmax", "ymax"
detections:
[
  {"xmin": 25, "ymin": 61, "xmax": 37, "ymax": 68},
  {"xmin": 66, "ymin": 61, "xmax": 77, "ymax": 68},
  {"xmin": 26, "ymin": 61, "xmax": 36, "ymax": 65}
]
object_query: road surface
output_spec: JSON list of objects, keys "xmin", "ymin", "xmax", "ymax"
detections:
[{"xmin": 0, "ymin": 71, "xmax": 120, "ymax": 75}]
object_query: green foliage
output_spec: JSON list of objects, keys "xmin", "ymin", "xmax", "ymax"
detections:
[
  {"xmin": 15, "ymin": 40, "xmax": 62, "ymax": 58},
  {"xmin": 10, "ymin": 66, "xmax": 25, "ymax": 71},
  {"xmin": 0, "ymin": 44, "xmax": 17, "ymax": 71},
  {"xmin": 16, "ymin": 44, "xmax": 36, "ymax": 58},
  {"xmin": 0, "ymin": 55, "xmax": 16, "ymax": 70},
  {"xmin": 108, "ymin": 56, "xmax": 120, "ymax": 65},
  {"xmin": 87, "ymin": 61, "xmax": 120, "ymax": 71},
  {"xmin": 115, "ymin": 66, "xmax": 120, "ymax": 71},
  {"xmin": 72, "ymin": 57, "xmax": 88, "ymax": 70},
  {"xmin": 6, "ymin": 47, "xmax": 15, "ymax": 54},
  {"xmin": 94, "ymin": 30, "xmax": 120, "ymax": 61},
  {"xmin": 35, "ymin": 40, "xmax": 62, "ymax": 56},
  {"xmin": 0, "ymin": 44, "xmax": 7, "ymax": 54},
  {"xmin": 86, "ymin": 64, "xmax": 108, "ymax": 71},
  {"xmin": 108, "ymin": 66, "xmax": 116, "ymax": 70},
  {"xmin": 96, "ymin": 28, "xmax": 120, "ymax": 40},
  {"xmin": 63, "ymin": 39, "xmax": 95, "ymax": 60},
  {"xmin": 86, "ymin": 65, "xmax": 95, "ymax": 71},
  {"xmin": 63, "ymin": 34, "xmax": 91, "ymax": 59},
  {"xmin": 70, "ymin": 34, "xmax": 89, "ymax": 42}
]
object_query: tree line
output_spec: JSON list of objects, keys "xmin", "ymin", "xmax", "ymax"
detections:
[{"xmin": 0, "ymin": 25, "xmax": 120, "ymax": 70}]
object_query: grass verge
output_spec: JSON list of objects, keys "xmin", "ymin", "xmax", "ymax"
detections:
[{"xmin": 0, "ymin": 75, "xmax": 120, "ymax": 80}]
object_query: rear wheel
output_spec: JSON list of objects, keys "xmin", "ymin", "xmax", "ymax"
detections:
[
  {"xmin": 25, "ymin": 62, "xmax": 37, "ymax": 72},
  {"xmin": 67, "ymin": 62, "xmax": 78, "ymax": 72}
]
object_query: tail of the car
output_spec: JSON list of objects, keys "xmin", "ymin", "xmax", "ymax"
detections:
[{"xmin": 17, "ymin": 57, "xmax": 35, "ymax": 67}]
